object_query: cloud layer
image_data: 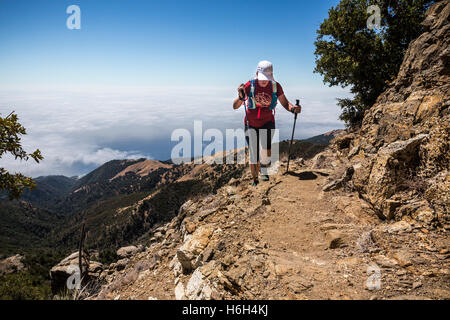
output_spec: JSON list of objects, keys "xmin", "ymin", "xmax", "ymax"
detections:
[{"xmin": 0, "ymin": 86, "xmax": 350, "ymax": 177}]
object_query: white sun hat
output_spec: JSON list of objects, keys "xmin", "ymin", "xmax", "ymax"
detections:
[{"xmin": 256, "ymin": 60, "xmax": 275, "ymax": 81}]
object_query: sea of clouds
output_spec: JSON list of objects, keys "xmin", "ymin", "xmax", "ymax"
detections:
[{"xmin": 0, "ymin": 86, "xmax": 350, "ymax": 177}]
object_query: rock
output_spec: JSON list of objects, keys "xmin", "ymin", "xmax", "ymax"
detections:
[
  {"xmin": 197, "ymin": 208, "xmax": 218, "ymax": 221},
  {"xmin": 288, "ymin": 277, "xmax": 314, "ymax": 293},
  {"xmin": 173, "ymin": 261, "xmax": 182, "ymax": 277},
  {"xmin": 177, "ymin": 225, "xmax": 215, "ymax": 273},
  {"xmin": 50, "ymin": 252, "xmax": 103, "ymax": 294},
  {"xmin": 412, "ymin": 281, "xmax": 423, "ymax": 290},
  {"xmin": 261, "ymin": 197, "xmax": 271, "ymax": 206},
  {"xmin": 114, "ymin": 258, "xmax": 129, "ymax": 271},
  {"xmin": 356, "ymin": 231, "xmax": 375, "ymax": 253},
  {"xmin": 415, "ymin": 207, "xmax": 435, "ymax": 225},
  {"xmin": 327, "ymin": 230, "xmax": 348, "ymax": 249},
  {"xmin": 225, "ymin": 186, "xmax": 237, "ymax": 196},
  {"xmin": 117, "ymin": 246, "xmax": 139, "ymax": 259},
  {"xmin": 334, "ymin": 134, "xmax": 354, "ymax": 150},
  {"xmin": 373, "ymin": 255, "xmax": 398, "ymax": 268},
  {"xmin": 202, "ymin": 246, "xmax": 215, "ymax": 263},
  {"xmin": 365, "ymin": 135, "xmax": 429, "ymax": 217},
  {"xmin": 185, "ymin": 268, "xmax": 215, "ymax": 300},
  {"xmin": 0, "ymin": 254, "xmax": 25, "ymax": 276},
  {"xmin": 382, "ymin": 220, "xmax": 412, "ymax": 233},
  {"xmin": 323, "ymin": 166, "xmax": 354, "ymax": 192},
  {"xmin": 174, "ymin": 282, "xmax": 186, "ymax": 300},
  {"xmin": 391, "ymin": 250, "xmax": 413, "ymax": 267},
  {"xmin": 311, "ymin": 153, "xmax": 327, "ymax": 169},
  {"xmin": 184, "ymin": 220, "xmax": 197, "ymax": 234}
]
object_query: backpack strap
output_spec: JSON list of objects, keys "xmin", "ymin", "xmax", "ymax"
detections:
[
  {"xmin": 269, "ymin": 80, "xmax": 278, "ymax": 110},
  {"xmin": 248, "ymin": 79, "xmax": 257, "ymax": 109}
]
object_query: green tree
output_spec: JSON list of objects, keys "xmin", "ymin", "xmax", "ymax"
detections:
[
  {"xmin": 0, "ymin": 112, "xmax": 43, "ymax": 199},
  {"xmin": 314, "ymin": 0, "xmax": 434, "ymax": 127}
]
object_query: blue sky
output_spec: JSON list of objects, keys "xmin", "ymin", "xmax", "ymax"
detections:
[
  {"xmin": 0, "ymin": 0, "xmax": 350, "ymax": 177},
  {"xmin": 1, "ymin": 0, "xmax": 340, "ymax": 87}
]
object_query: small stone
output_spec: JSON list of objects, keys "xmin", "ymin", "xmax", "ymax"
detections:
[
  {"xmin": 374, "ymin": 255, "xmax": 398, "ymax": 268},
  {"xmin": 396, "ymin": 270, "xmax": 407, "ymax": 276},
  {"xmin": 185, "ymin": 221, "xmax": 197, "ymax": 234},
  {"xmin": 422, "ymin": 270, "xmax": 435, "ymax": 277},
  {"xmin": 327, "ymin": 230, "xmax": 348, "ymax": 249},
  {"xmin": 117, "ymin": 246, "xmax": 139, "ymax": 259},
  {"xmin": 412, "ymin": 281, "xmax": 422, "ymax": 289},
  {"xmin": 174, "ymin": 282, "xmax": 185, "ymax": 300},
  {"xmin": 261, "ymin": 197, "xmax": 271, "ymax": 206},
  {"xmin": 392, "ymin": 250, "xmax": 413, "ymax": 267}
]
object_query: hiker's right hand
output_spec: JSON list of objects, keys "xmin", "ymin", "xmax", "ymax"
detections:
[{"xmin": 237, "ymin": 84, "xmax": 246, "ymax": 100}]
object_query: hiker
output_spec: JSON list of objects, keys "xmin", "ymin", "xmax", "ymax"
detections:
[{"xmin": 233, "ymin": 61, "xmax": 301, "ymax": 186}]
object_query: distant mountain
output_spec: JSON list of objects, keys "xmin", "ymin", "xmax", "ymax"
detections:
[
  {"xmin": 19, "ymin": 176, "xmax": 78, "ymax": 209},
  {"xmin": 73, "ymin": 159, "xmax": 146, "ymax": 189},
  {"xmin": 303, "ymin": 130, "xmax": 344, "ymax": 145},
  {"xmin": 0, "ymin": 201, "xmax": 65, "ymax": 256}
]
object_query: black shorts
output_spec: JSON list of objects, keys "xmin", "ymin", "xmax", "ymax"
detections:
[{"xmin": 245, "ymin": 121, "xmax": 276, "ymax": 163}]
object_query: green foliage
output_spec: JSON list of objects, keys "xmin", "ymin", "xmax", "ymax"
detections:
[
  {"xmin": 98, "ymin": 248, "xmax": 119, "ymax": 265},
  {"xmin": 0, "ymin": 271, "xmax": 50, "ymax": 300},
  {"xmin": 0, "ymin": 112, "xmax": 43, "ymax": 199},
  {"xmin": 20, "ymin": 175, "xmax": 77, "ymax": 208},
  {"xmin": 0, "ymin": 249, "xmax": 64, "ymax": 300},
  {"xmin": 0, "ymin": 201, "xmax": 65, "ymax": 255},
  {"xmin": 314, "ymin": 0, "xmax": 434, "ymax": 127}
]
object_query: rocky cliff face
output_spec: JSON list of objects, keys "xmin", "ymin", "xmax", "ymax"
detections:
[{"xmin": 336, "ymin": 1, "xmax": 449, "ymax": 226}]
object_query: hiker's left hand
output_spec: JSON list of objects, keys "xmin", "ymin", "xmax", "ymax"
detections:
[{"xmin": 291, "ymin": 105, "xmax": 301, "ymax": 114}]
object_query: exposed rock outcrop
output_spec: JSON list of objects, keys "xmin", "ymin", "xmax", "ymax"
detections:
[{"xmin": 329, "ymin": 1, "xmax": 449, "ymax": 225}]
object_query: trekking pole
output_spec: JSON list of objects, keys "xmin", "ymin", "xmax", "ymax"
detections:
[{"xmin": 285, "ymin": 99, "xmax": 300, "ymax": 174}]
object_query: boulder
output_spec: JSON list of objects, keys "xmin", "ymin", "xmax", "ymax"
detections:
[
  {"xmin": 0, "ymin": 254, "xmax": 25, "ymax": 276},
  {"xmin": 116, "ymin": 245, "xmax": 140, "ymax": 259},
  {"xmin": 177, "ymin": 225, "xmax": 215, "ymax": 274},
  {"xmin": 347, "ymin": 1, "xmax": 449, "ymax": 224},
  {"xmin": 50, "ymin": 252, "xmax": 103, "ymax": 294},
  {"xmin": 323, "ymin": 166, "xmax": 354, "ymax": 192},
  {"xmin": 185, "ymin": 268, "xmax": 215, "ymax": 300}
]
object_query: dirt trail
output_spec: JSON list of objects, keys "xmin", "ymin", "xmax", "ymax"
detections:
[
  {"xmin": 243, "ymin": 167, "xmax": 449, "ymax": 299},
  {"xmin": 251, "ymin": 170, "xmax": 376, "ymax": 299}
]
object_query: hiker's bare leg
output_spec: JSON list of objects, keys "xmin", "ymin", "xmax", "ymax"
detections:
[
  {"xmin": 260, "ymin": 149, "xmax": 271, "ymax": 177},
  {"xmin": 250, "ymin": 163, "xmax": 260, "ymax": 181}
]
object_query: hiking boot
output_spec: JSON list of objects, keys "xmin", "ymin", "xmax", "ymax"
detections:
[
  {"xmin": 250, "ymin": 179, "xmax": 259, "ymax": 187},
  {"xmin": 260, "ymin": 174, "xmax": 269, "ymax": 182}
]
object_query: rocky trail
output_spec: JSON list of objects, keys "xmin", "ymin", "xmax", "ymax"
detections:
[{"xmin": 90, "ymin": 158, "xmax": 449, "ymax": 300}]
